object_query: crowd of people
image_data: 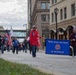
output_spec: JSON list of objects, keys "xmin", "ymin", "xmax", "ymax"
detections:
[
  {"xmin": 0, "ymin": 35, "xmax": 29, "ymax": 54},
  {"xmin": 0, "ymin": 25, "xmax": 41, "ymax": 58},
  {"xmin": 0, "ymin": 25, "xmax": 76, "ymax": 57}
]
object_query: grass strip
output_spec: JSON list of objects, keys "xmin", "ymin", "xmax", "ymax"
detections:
[{"xmin": 0, "ymin": 58, "xmax": 53, "ymax": 75}]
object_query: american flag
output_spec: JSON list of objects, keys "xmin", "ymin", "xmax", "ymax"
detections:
[{"xmin": 5, "ymin": 30, "xmax": 12, "ymax": 46}]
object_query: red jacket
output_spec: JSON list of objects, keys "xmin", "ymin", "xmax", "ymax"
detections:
[{"xmin": 29, "ymin": 29, "xmax": 40, "ymax": 46}]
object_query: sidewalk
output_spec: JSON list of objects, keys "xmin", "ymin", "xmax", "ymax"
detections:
[{"xmin": 0, "ymin": 50, "xmax": 76, "ymax": 75}]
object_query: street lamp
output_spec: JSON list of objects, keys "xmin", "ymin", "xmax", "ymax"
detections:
[
  {"xmin": 54, "ymin": 8, "xmax": 59, "ymax": 39},
  {"xmin": 23, "ymin": 24, "xmax": 27, "ymax": 37}
]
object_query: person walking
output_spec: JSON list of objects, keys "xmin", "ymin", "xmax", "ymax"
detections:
[
  {"xmin": 23, "ymin": 38, "xmax": 27, "ymax": 53},
  {"xmin": 29, "ymin": 25, "xmax": 41, "ymax": 57},
  {"xmin": 0, "ymin": 35, "xmax": 2, "ymax": 53},
  {"xmin": 70, "ymin": 26, "xmax": 76, "ymax": 56},
  {"xmin": 1, "ymin": 36, "xmax": 5, "ymax": 54},
  {"xmin": 12, "ymin": 37, "xmax": 19, "ymax": 54}
]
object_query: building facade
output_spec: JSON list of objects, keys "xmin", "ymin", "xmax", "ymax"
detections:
[
  {"xmin": 28, "ymin": 0, "xmax": 50, "ymax": 38},
  {"xmin": 50, "ymin": 0, "xmax": 76, "ymax": 40},
  {"xmin": 0, "ymin": 26, "xmax": 4, "ymax": 30},
  {"xmin": 28, "ymin": 0, "xmax": 50, "ymax": 49}
]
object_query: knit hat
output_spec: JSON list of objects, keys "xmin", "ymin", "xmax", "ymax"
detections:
[{"xmin": 32, "ymin": 25, "xmax": 36, "ymax": 28}]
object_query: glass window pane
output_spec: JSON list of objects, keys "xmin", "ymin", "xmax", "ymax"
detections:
[
  {"xmin": 47, "ymin": 2, "xmax": 50, "ymax": 9},
  {"xmin": 52, "ymin": 13, "xmax": 54, "ymax": 23},
  {"xmin": 41, "ymin": 2, "xmax": 46, "ymax": 9},
  {"xmin": 41, "ymin": 14, "xmax": 46, "ymax": 21},
  {"xmin": 60, "ymin": 9, "xmax": 63, "ymax": 20},
  {"xmin": 48, "ymin": 14, "xmax": 50, "ymax": 22},
  {"xmin": 71, "ymin": 4, "xmax": 75, "ymax": 16},
  {"xmin": 64, "ymin": 7, "xmax": 67, "ymax": 19}
]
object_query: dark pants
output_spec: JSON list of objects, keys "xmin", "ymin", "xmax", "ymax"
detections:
[
  {"xmin": 13, "ymin": 46, "xmax": 18, "ymax": 54},
  {"xmin": 29, "ymin": 44, "xmax": 32, "ymax": 54},
  {"xmin": 7, "ymin": 45, "xmax": 10, "ymax": 51},
  {"xmin": 73, "ymin": 46, "xmax": 76, "ymax": 56},
  {"xmin": 1, "ymin": 45, "xmax": 4, "ymax": 54},
  {"xmin": 23, "ymin": 45, "xmax": 27, "ymax": 53},
  {"xmin": 31, "ymin": 45, "xmax": 37, "ymax": 57}
]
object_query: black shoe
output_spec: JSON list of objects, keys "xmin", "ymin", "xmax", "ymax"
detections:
[
  {"xmin": 1, "ymin": 51, "xmax": 4, "ymax": 54},
  {"xmin": 16, "ymin": 52, "xmax": 18, "ymax": 54},
  {"xmin": 25, "ymin": 51, "xmax": 27, "ymax": 53},
  {"xmin": 33, "ymin": 55, "xmax": 36, "ymax": 57},
  {"xmin": 12, "ymin": 51, "xmax": 15, "ymax": 54}
]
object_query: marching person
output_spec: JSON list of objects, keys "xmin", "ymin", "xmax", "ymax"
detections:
[
  {"xmin": 0, "ymin": 35, "xmax": 2, "ymax": 53},
  {"xmin": 12, "ymin": 37, "xmax": 19, "ymax": 54},
  {"xmin": 29, "ymin": 25, "xmax": 41, "ymax": 57},
  {"xmin": 70, "ymin": 26, "xmax": 76, "ymax": 56},
  {"xmin": 1, "ymin": 36, "xmax": 5, "ymax": 54},
  {"xmin": 23, "ymin": 37, "xmax": 27, "ymax": 53}
]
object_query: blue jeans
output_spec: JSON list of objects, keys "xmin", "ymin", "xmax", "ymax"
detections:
[
  {"xmin": 31, "ymin": 46, "xmax": 37, "ymax": 57},
  {"xmin": 23, "ymin": 45, "xmax": 27, "ymax": 52},
  {"xmin": 1, "ymin": 45, "xmax": 4, "ymax": 53},
  {"xmin": 7, "ymin": 45, "xmax": 10, "ymax": 51},
  {"xmin": 73, "ymin": 46, "xmax": 76, "ymax": 56}
]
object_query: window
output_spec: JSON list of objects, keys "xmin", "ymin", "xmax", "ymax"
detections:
[
  {"xmin": 52, "ymin": 13, "xmax": 54, "ymax": 23},
  {"xmin": 60, "ymin": 9, "xmax": 63, "ymax": 20},
  {"xmin": 41, "ymin": 2, "xmax": 46, "ymax": 9},
  {"xmin": 64, "ymin": 7, "xmax": 67, "ymax": 19},
  {"xmin": 55, "ymin": 0, "xmax": 57, "ymax": 3},
  {"xmin": 47, "ymin": 14, "xmax": 50, "ymax": 22},
  {"xmin": 71, "ymin": 4, "xmax": 75, "ymax": 16},
  {"xmin": 41, "ymin": 14, "xmax": 46, "ymax": 21},
  {"xmin": 47, "ymin": 2, "xmax": 50, "ymax": 9},
  {"xmin": 52, "ymin": 0, "xmax": 57, "ymax": 4},
  {"xmin": 52, "ymin": 0, "xmax": 54, "ymax": 4}
]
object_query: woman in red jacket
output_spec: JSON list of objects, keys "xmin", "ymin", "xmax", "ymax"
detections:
[{"xmin": 29, "ymin": 25, "xmax": 40, "ymax": 57}]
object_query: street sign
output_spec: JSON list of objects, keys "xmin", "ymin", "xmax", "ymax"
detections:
[{"xmin": 46, "ymin": 39, "xmax": 70, "ymax": 55}]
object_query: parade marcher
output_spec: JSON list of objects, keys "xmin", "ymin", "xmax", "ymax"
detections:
[
  {"xmin": 27, "ymin": 36, "xmax": 32, "ymax": 54},
  {"xmin": 4, "ymin": 35, "xmax": 10, "ymax": 52},
  {"xmin": 4, "ymin": 30, "xmax": 12, "ymax": 52},
  {"xmin": 70, "ymin": 26, "xmax": 76, "ymax": 56},
  {"xmin": 29, "ymin": 25, "xmax": 41, "ymax": 57},
  {"xmin": 0, "ymin": 35, "xmax": 2, "ymax": 52},
  {"xmin": 1, "ymin": 36, "xmax": 5, "ymax": 54},
  {"xmin": 12, "ymin": 37, "xmax": 19, "ymax": 54},
  {"xmin": 23, "ymin": 38, "xmax": 27, "ymax": 53}
]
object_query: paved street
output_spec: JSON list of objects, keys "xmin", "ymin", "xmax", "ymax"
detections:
[{"xmin": 0, "ymin": 50, "xmax": 76, "ymax": 75}]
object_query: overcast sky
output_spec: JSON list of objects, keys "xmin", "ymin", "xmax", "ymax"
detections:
[{"xmin": 0, "ymin": 0, "xmax": 27, "ymax": 30}]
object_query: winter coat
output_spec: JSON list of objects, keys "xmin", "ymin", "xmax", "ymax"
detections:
[
  {"xmin": 70, "ymin": 33, "xmax": 76, "ymax": 46},
  {"xmin": 13, "ymin": 39, "xmax": 19, "ymax": 47},
  {"xmin": 29, "ymin": 29, "xmax": 39, "ymax": 46}
]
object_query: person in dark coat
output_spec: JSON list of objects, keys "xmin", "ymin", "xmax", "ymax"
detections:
[
  {"xmin": 0, "ymin": 35, "xmax": 2, "ymax": 50},
  {"xmin": 70, "ymin": 27, "xmax": 76, "ymax": 56},
  {"xmin": 1, "ymin": 36, "xmax": 5, "ymax": 54},
  {"xmin": 23, "ymin": 38, "xmax": 27, "ymax": 53},
  {"xmin": 12, "ymin": 37, "xmax": 19, "ymax": 54}
]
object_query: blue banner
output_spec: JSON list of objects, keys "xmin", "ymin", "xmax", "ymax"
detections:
[{"xmin": 46, "ymin": 39, "xmax": 70, "ymax": 55}]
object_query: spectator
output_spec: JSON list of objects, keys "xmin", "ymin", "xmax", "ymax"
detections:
[{"xmin": 70, "ymin": 26, "xmax": 76, "ymax": 56}]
